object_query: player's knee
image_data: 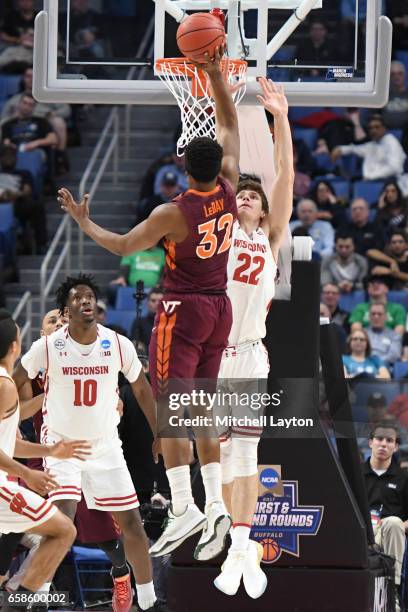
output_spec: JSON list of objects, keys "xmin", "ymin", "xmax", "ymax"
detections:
[
  {"xmin": 232, "ymin": 437, "xmax": 259, "ymax": 478},
  {"xmin": 54, "ymin": 514, "xmax": 77, "ymax": 547},
  {"xmin": 220, "ymin": 438, "xmax": 234, "ymax": 484},
  {"xmin": 118, "ymin": 509, "xmax": 145, "ymax": 539},
  {"xmin": 382, "ymin": 516, "xmax": 405, "ymax": 534}
]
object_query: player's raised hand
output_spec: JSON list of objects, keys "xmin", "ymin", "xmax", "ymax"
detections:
[
  {"xmin": 191, "ymin": 43, "xmax": 226, "ymax": 76},
  {"xmin": 257, "ymin": 77, "xmax": 288, "ymax": 117},
  {"xmin": 49, "ymin": 440, "xmax": 92, "ymax": 461},
  {"xmin": 24, "ymin": 469, "xmax": 59, "ymax": 497},
  {"xmin": 58, "ymin": 188, "xmax": 90, "ymax": 227}
]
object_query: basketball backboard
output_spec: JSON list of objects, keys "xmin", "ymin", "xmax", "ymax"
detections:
[{"xmin": 33, "ymin": 0, "xmax": 392, "ymax": 107}]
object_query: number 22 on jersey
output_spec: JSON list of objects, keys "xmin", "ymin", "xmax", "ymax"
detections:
[{"xmin": 233, "ymin": 253, "xmax": 265, "ymax": 286}]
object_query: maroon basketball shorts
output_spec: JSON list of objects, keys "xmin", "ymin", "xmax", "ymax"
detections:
[{"xmin": 149, "ymin": 293, "xmax": 232, "ymax": 398}]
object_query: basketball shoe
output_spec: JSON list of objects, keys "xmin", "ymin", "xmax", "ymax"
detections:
[
  {"xmin": 213, "ymin": 548, "xmax": 247, "ymax": 596},
  {"xmin": 111, "ymin": 571, "xmax": 133, "ymax": 612},
  {"xmin": 242, "ymin": 540, "xmax": 267, "ymax": 599},
  {"xmin": 194, "ymin": 501, "xmax": 231, "ymax": 561},
  {"xmin": 149, "ymin": 503, "xmax": 206, "ymax": 557}
]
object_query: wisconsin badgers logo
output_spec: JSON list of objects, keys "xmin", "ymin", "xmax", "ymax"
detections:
[{"xmin": 10, "ymin": 492, "xmax": 28, "ymax": 515}]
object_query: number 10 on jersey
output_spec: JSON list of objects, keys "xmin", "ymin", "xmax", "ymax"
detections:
[{"xmin": 73, "ymin": 379, "xmax": 97, "ymax": 407}]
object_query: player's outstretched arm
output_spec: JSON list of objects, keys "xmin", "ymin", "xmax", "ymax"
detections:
[
  {"xmin": 19, "ymin": 393, "xmax": 44, "ymax": 421},
  {"xmin": 14, "ymin": 438, "xmax": 91, "ymax": 461},
  {"xmin": 58, "ymin": 189, "xmax": 183, "ymax": 256},
  {"xmin": 195, "ymin": 46, "xmax": 240, "ymax": 190},
  {"xmin": 257, "ymin": 78, "xmax": 294, "ymax": 260},
  {"xmin": 129, "ymin": 370, "xmax": 161, "ymax": 463}
]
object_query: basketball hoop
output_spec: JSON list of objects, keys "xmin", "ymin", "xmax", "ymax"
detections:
[{"xmin": 155, "ymin": 57, "xmax": 247, "ymax": 155}]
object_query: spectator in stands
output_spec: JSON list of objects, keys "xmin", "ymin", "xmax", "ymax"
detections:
[
  {"xmin": 387, "ymin": 0, "xmax": 408, "ymax": 52},
  {"xmin": 342, "ymin": 198, "xmax": 385, "ymax": 255},
  {"xmin": 153, "ymin": 150, "xmax": 188, "ymax": 196},
  {"xmin": 321, "ymin": 282, "xmax": 349, "ymax": 330},
  {"xmin": 363, "ymin": 423, "xmax": 408, "ymax": 604},
  {"xmin": 320, "ymin": 302, "xmax": 346, "ymax": 352},
  {"xmin": 332, "ymin": 115, "xmax": 406, "ymax": 181},
  {"xmin": 308, "ymin": 181, "xmax": 347, "ymax": 227},
  {"xmin": 375, "ymin": 181, "xmax": 407, "ymax": 236},
  {"xmin": 319, "ymin": 108, "xmax": 367, "ymax": 153},
  {"xmin": 343, "ymin": 330, "xmax": 391, "ymax": 379},
  {"xmin": 0, "ymin": 0, "xmax": 36, "ymax": 72},
  {"xmin": 382, "ymin": 62, "xmax": 408, "ymax": 130},
  {"xmin": 295, "ymin": 19, "xmax": 334, "ymax": 77},
  {"xmin": 367, "ymin": 230, "xmax": 408, "ymax": 290},
  {"xmin": 349, "ymin": 274, "xmax": 407, "ymax": 336},
  {"xmin": 96, "ymin": 299, "xmax": 107, "ymax": 324},
  {"xmin": 107, "ymin": 245, "xmax": 165, "ymax": 307},
  {"xmin": 366, "ymin": 303, "xmax": 402, "ymax": 366},
  {"xmin": 321, "ymin": 232, "xmax": 367, "ymax": 293},
  {"xmin": 68, "ymin": 0, "xmax": 106, "ymax": 61},
  {"xmin": 290, "ymin": 199, "xmax": 334, "ymax": 258},
  {"xmin": 0, "ymin": 144, "xmax": 47, "ymax": 254},
  {"xmin": 1, "ymin": 93, "xmax": 57, "ymax": 159},
  {"xmin": 1, "ymin": 67, "xmax": 71, "ymax": 174},
  {"xmin": 131, "ymin": 288, "xmax": 163, "ymax": 350},
  {"xmin": 137, "ymin": 171, "xmax": 183, "ymax": 224}
]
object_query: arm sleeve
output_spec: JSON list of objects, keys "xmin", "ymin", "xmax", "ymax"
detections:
[
  {"xmin": 355, "ymin": 255, "xmax": 368, "ymax": 287},
  {"xmin": 118, "ymin": 335, "xmax": 142, "ymax": 383},
  {"xmin": 20, "ymin": 337, "xmax": 48, "ymax": 379},
  {"xmin": 321, "ymin": 224, "xmax": 335, "ymax": 258},
  {"xmin": 393, "ymin": 305, "xmax": 407, "ymax": 327},
  {"xmin": 320, "ymin": 256, "xmax": 335, "ymax": 286},
  {"xmin": 339, "ymin": 143, "xmax": 369, "ymax": 158},
  {"xmin": 388, "ymin": 333, "xmax": 402, "ymax": 364}
]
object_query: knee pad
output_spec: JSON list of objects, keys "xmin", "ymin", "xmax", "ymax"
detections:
[
  {"xmin": 232, "ymin": 437, "xmax": 259, "ymax": 478},
  {"xmin": 220, "ymin": 438, "xmax": 235, "ymax": 484}
]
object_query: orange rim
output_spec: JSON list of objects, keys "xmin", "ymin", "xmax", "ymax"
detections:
[{"xmin": 155, "ymin": 57, "xmax": 247, "ymax": 76}]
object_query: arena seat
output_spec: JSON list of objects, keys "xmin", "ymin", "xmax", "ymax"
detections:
[
  {"xmin": 16, "ymin": 150, "xmax": 45, "ymax": 199},
  {"xmin": 0, "ymin": 203, "xmax": 15, "ymax": 266},
  {"xmin": 330, "ymin": 179, "xmax": 350, "ymax": 200},
  {"xmin": 288, "ymin": 106, "xmax": 325, "ymax": 122},
  {"xmin": 338, "ymin": 290, "xmax": 365, "ymax": 313},
  {"xmin": 106, "ymin": 309, "xmax": 139, "ymax": 336},
  {"xmin": 393, "ymin": 362, "xmax": 408, "ymax": 381},
  {"xmin": 292, "ymin": 127, "xmax": 317, "ymax": 150},
  {"xmin": 0, "ymin": 74, "xmax": 21, "ymax": 101},
  {"xmin": 389, "ymin": 129, "xmax": 403, "ymax": 142},
  {"xmin": 351, "ymin": 380, "xmax": 400, "ymax": 410},
  {"xmin": 388, "ymin": 291, "xmax": 408, "ymax": 308},
  {"xmin": 115, "ymin": 286, "xmax": 136, "ymax": 310},
  {"xmin": 337, "ymin": 153, "xmax": 361, "ymax": 179},
  {"xmin": 70, "ymin": 546, "xmax": 111, "ymax": 609},
  {"xmin": 352, "ymin": 181, "xmax": 384, "ymax": 206}
]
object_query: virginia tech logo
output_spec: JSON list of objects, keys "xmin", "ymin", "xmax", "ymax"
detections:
[
  {"xmin": 162, "ymin": 300, "xmax": 181, "ymax": 314},
  {"xmin": 251, "ymin": 466, "xmax": 324, "ymax": 564}
]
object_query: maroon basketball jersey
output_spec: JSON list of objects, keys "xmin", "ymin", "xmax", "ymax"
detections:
[{"xmin": 164, "ymin": 176, "xmax": 237, "ymax": 293}]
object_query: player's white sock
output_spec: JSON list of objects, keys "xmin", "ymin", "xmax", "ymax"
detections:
[
  {"xmin": 231, "ymin": 524, "xmax": 251, "ymax": 552},
  {"xmin": 166, "ymin": 465, "xmax": 194, "ymax": 516},
  {"xmin": 201, "ymin": 462, "xmax": 223, "ymax": 508},
  {"xmin": 136, "ymin": 581, "xmax": 156, "ymax": 611}
]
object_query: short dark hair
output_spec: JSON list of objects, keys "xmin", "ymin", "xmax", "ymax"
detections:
[
  {"xmin": 55, "ymin": 273, "xmax": 99, "ymax": 316},
  {"xmin": 0, "ymin": 310, "xmax": 18, "ymax": 360},
  {"xmin": 149, "ymin": 287, "xmax": 163, "ymax": 298},
  {"xmin": 346, "ymin": 329, "xmax": 371, "ymax": 356},
  {"xmin": 237, "ymin": 178, "xmax": 269, "ymax": 214},
  {"xmin": 389, "ymin": 229, "xmax": 408, "ymax": 243},
  {"xmin": 184, "ymin": 137, "xmax": 223, "ymax": 183},
  {"xmin": 368, "ymin": 114, "xmax": 385, "ymax": 127},
  {"xmin": 20, "ymin": 92, "xmax": 35, "ymax": 103},
  {"xmin": 335, "ymin": 230, "xmax": 354, "ymax": 243},
  {"xmin": 369, "ymin": 422, "xmax": 400, "ymax": 445}
]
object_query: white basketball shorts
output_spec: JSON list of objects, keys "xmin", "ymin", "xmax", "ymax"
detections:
[
  {"xmin": 0, "ymin": 481, "xmax": 57, "ymax": 534},
  {"xmin": 41, "ymin": 427, "xmax": 139, "ymax": 512}
]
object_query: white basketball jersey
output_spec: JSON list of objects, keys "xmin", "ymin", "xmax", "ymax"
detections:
[
  {"xmin": 227, "ymin": 222, "xmax": 277, "ymax": 345},
  {"xmin": 22, "ymin": 325, "xmax": 141, "ymax": 440},
  {"xmin": 0, "ymin": 366, "xmax": 19, "ymax": 484}
]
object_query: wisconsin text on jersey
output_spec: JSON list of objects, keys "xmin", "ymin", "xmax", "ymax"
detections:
[{"xmin": 233, "ymin": 238, "xmax": 267, "ymax": 252}]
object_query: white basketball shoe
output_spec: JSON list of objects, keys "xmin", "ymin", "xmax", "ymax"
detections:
[
  {"xmin": 213, "ymin": 548, "xmax": 247, "ymax": 596},
  {"xmin": 149, "ymin": 503, "xmax": 207, "ymax": 557},
  {"xmin": 242, "ymin": 540, "xmax": 268, "ymax": 599},
  {"xmin": 193, "ymin": 501, "xmax": 232, "ymax": 561}
]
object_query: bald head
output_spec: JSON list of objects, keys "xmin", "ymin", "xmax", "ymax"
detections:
[
  {"xmin": 41, "ymin": 309, "xmax": 68, "ymax": 337},
  {"xmin": 391, "ymin": 61, "xmax": 406, "ymax": 92},
  {"xmin": 297, "ymin": 199, "xmax": 318, "ymax": 228},
  {"xmin": 351, "ymin": 198, "xmax": 369, "ymax": 226}
]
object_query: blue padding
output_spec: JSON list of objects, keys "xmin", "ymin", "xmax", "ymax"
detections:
[
  {"xmin": 0, "ymin": 74, "xmax": 21, "ymax": 101},
  {"xmin": 106, "ymin": 309, "xmax": 137, "ymax": 336},
  {"xmin": 388, "ymin": 291, "xmax": 408, "ymax": 308},
  {"xmin": 16, "ymin": 150, "xmax": 45, "ymax": 198},
  {"xmin": 72, "ymin": 545, "xmax": 110, "ymax": 563},
  {"xmin": 393, "ymin": 362, "xmax": 408, "ymax": 381},
  {"xmin": 0, "ymin": 203, "xmax": 15, "ymax": 265}
]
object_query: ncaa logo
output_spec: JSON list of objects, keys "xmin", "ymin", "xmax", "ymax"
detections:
[
  {"xmin": 260, "ymin": 468, "xmax": 279, "ymax": 488},
  {"xmin": 101, "ymin": 339, "xmax": 111, "ymax": 350},
  {"xmin": 54, "ymin": 339, "xmax": 66, "ymax": 351}
]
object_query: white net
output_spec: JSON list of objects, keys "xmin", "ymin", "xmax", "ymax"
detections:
[{"xmin": 155, "ymin": 58, "xmax": 247, "ymax": 155}]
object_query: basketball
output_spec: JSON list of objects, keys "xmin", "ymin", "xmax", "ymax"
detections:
[
  {"xmin": 260, "ymin": 538, "xmax": 280, "ymax": 562},
  {"xmin": 176, "ymin": 12, "xmax": 226, "ymax": 62}
]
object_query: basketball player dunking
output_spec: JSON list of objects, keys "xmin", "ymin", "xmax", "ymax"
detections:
[
  {"xmin": 0, "ymin": 311, "xmax": 90, "ymax": 612},
  {"xmin": 214, "ymin": 79, "xmax": 294, "ymax": 598},
  {"xmin": 58, "ymin": 45, "xmax": 240, "ymax": 560},
  {"xmin": 19, "ymin": 275, "xmax": 168, "ymax": 612}
]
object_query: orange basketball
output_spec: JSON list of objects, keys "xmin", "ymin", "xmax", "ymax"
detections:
[
  {"xmin": 176, "ymin": 12, "xmax": 226, "ymax": 62},
  {"xmin": 260, "ymin": 538, "xmax": 280, "ymax": 562}
]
